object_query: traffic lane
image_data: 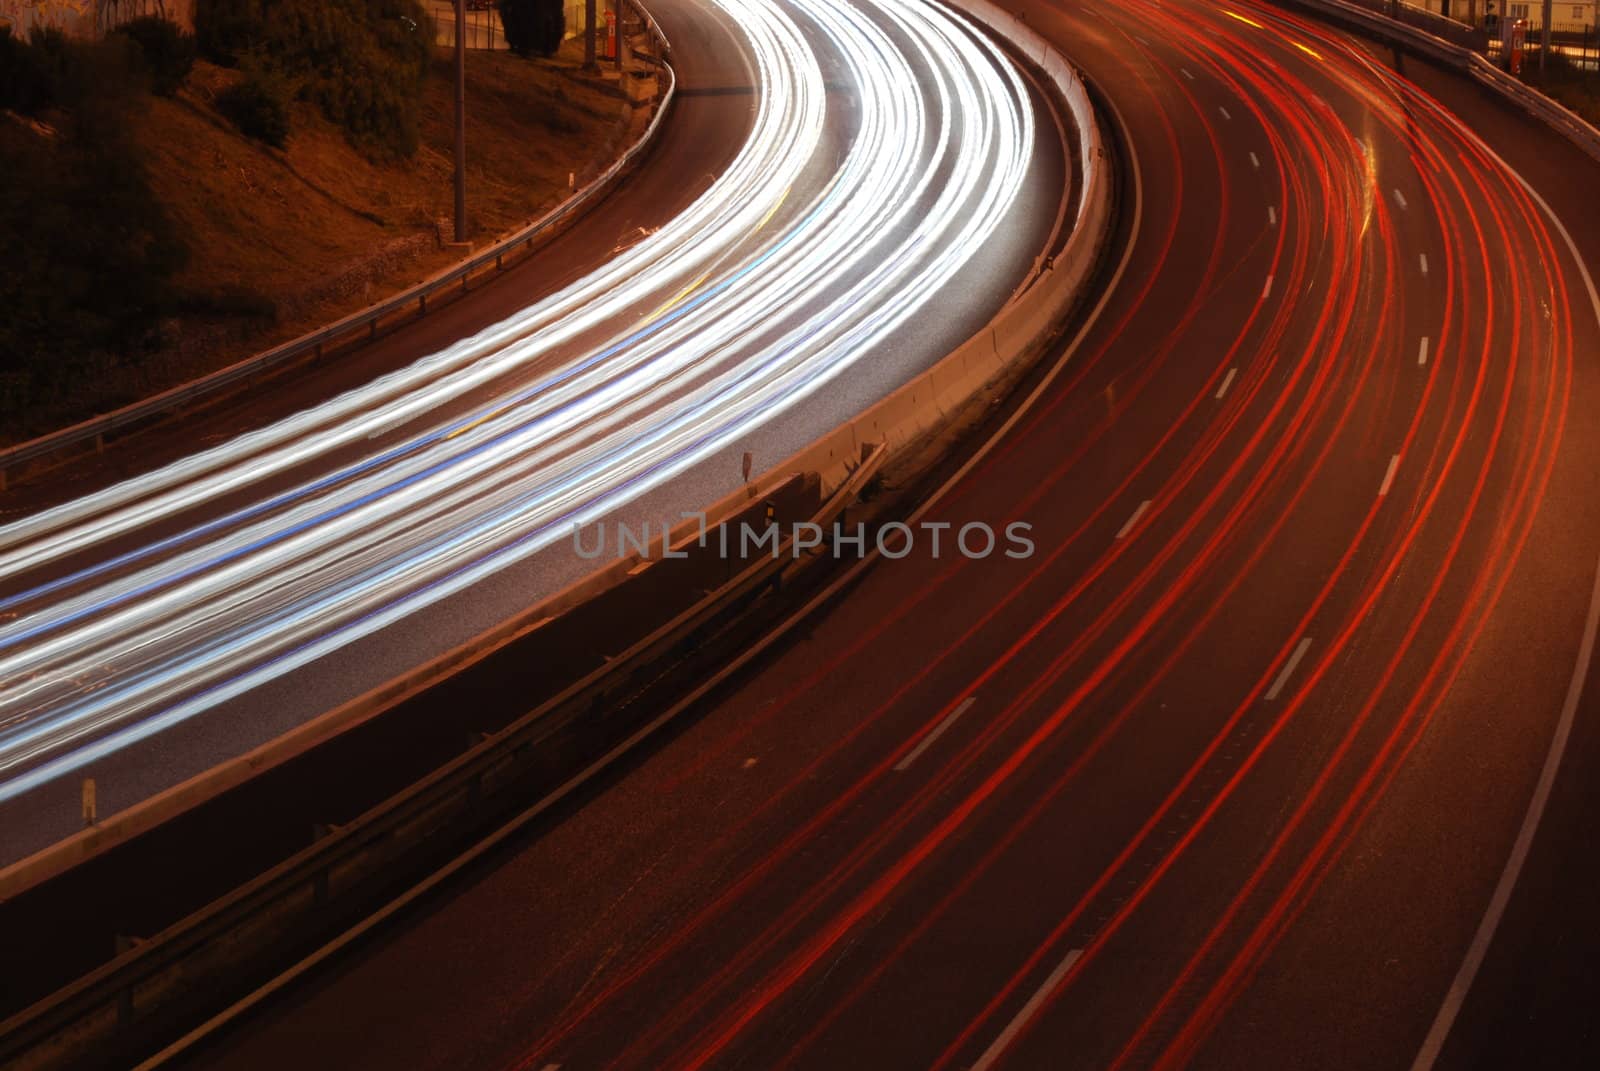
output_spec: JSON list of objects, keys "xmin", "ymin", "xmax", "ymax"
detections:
[
  {"xmin": 476, "ymin": 4, "xmax": 1587, "ymax": 1062},
  {"xmin": 1219, "ymin": 13, "xmax": 1600, "ymax": 1071},
  {"xmin": 1109, "ymin": 9, "xmax": 1600, "ymax": 1067},
  {"xmin": 600, "ymin": 56, "xmax": 1481, "ymax": 1064},
  {"xmin": 0, "ymin": 8, "xmax": 1069, "ymax": 863},
  {"xmin": 175, "ymin": 6, "xmax": 1484, "ymax": 1069},
  {"xmin": 216, "ymin": 8, "xmax": 1600, "ymax": 1069},
  {"xmin": 165, "ymin": 7, "xmax": 1283, "ymax": 1067},
  {"xmin": 178, "ymin": 2, "xmax": 1561, "ymax": 1062},
  {"xmin": 0, "ymin": 0, "xmax": 772, "ymax": 859},
  {"xmin": 0, "ymin": 0, "xmax": 754, "ymax": 522},
  {"xmin": 972, "ymin": 4, "xmax": 1600, "ymax": 1062}
]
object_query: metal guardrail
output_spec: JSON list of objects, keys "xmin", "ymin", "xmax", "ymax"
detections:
[
  {"xmin": 1281, "ymin": 0, "xmax": 1600, "ymax": 162},
  {"xmin": 1340, "ymin": 0, "xmax": 1491, "ymax": 51},
  {"xmin": 631, "ymin": 0, "xmax": 673, "ymax": 61},
  {"xmin": 0, "ymin": 47, "xmax": 677, "ymax": 491}
]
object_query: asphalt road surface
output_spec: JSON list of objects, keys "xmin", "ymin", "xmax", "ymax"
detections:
[
  {"xmin": 0, "ymin": 0, "xmax": 1065, "ymax": 866},
  {"xmin": 162, "ymin": 0, "xmax": 1600, "ymax": 1069}
]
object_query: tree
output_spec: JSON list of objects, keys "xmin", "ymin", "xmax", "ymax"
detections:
[
  {"xmin": 499, "ymin": 0, "xmax": 565, "ymax": 59},
  {"xmin": 194, "ymin": 0, "xmax": 431, "ymax": 155}
]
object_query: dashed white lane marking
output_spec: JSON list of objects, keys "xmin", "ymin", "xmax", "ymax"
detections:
[
  {"xmin": 1136, "ymin": 34, "xmax": 1151, "ymax": 44},
  {"xmin": 1265, "ymin": 638, "xmax": 1314, "ymax": 701},
  {"xmin": 1181, "ymin": 66, "xmax": 1195, "ymax": 80},
  {"xmin": 1268, "ymin": 205, "xmax": 1278, "ymax": 226},
  {"xmin": 1380, "ymin": 453, "xmax": 1401, "ymax": 497},
  {"xmin": 1393, "ymin": 187, "xmax": 1409, "ymax": 210},
  {"xmin": 1215, "ymin": 367, "xmax": 1238, "ymax": 400},
  {"xmin": 1420, "ymin": 252, "xmax": 1430, "ymax": 276},
  {"xmin": 895, "ymin": 697, "xmax": 977, "ymax": 772},
  {"xmin": 1219, "ymin": 105, "xmax": 1233, "ymax": 120},
  {"xmin": 970, "ymin": 949, "xmax": 1085, "ymax": 1071},
  {"xmin": 1116, "ymin": 500, "xmax": 1153, "ymax": 540},
  {"xmin": 1418, "ymin": 336, "xmax": 1430, "ymax": 366},
  {"xmin": 1250, "ymin": 150, "xmax": 1261, "ymax": 169},
  {"xmin": 1262, "ymin": 274, "xmax": 1274, "ymax": 300}
]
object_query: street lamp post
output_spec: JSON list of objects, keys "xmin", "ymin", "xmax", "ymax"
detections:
[
  {"xmin": 454, "ymin": 0, "xmax": 468, "ymax": 244},
  {"xmin": 1541, "ymin": 0, "xmax": 1552, "ymax": 71},
  {"xmin": 586, "ymin": 0, "xmax": 599, "ymax": 71}
]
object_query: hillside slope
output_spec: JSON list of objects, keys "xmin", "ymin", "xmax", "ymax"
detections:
[{"xmin": 4, "ymin": 38, "xmax": 644, "ymax": 440}]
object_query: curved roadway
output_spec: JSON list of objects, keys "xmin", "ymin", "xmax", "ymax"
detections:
[
  {"xmin": 0, "ymin": 0, "xmax": 1065, "ymax": 864},
  {"xmin": 173, "ymin": 1, "xmax": 1600, "ymax": 1069}
]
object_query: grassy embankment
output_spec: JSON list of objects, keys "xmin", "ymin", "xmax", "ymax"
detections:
[{"xmin": 2, "ymin": 38, "xmax": 635, "ymax": 441}]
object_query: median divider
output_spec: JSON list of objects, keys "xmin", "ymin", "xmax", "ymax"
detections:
[
  {"xmin": 0, "ymin": 3, "xmax": 1119, "ymax": 1066},
  {"xmin": 1276, "ymin": 0, "xmax": 1600, "ymax": 163},
  {"xmin": 0, "ymin": 23, "xmax": 677, "ymax": 492}
]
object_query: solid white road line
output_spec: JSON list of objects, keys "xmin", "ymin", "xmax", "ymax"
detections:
[
  {"xmin": 1418, "ymin": 336, "xmax": 1430, "ymax": 366},
  {"xmin": 1393, "ymin": 187, "xmax": 1409, "ymax": 210},
  {"xmin": 1268, "ymin": 205, "xmax": 1278, "ymax": 226},
  {"xmin": 970, "ymin": 949, "xmax": 1084, "ymax": 1071},
  {"xmin": 1116, "ymin": 500, "xmax": 1153, "ymax": 540},
  {"xmin": 1420, "ymin": 252, "xmax": 1430, "ymax": 275},
  {"xmin": 1262, "ymin": 274, "xmax": 1274, "ymax": 300},
  {"xmin": 1409, "ymin": 89, "xmax": 1600, "ymax": 1071},
  {"xmin": 1250, "ymin": 150, "xmax": 1261, "ymax": 169},
  {"xmin": 1379, "ymin": 454, "xmax": 1401, "ymax": 497},
  {"xmin": 1215, "ymin": 367, "xmax": 1238, "ymax": 400},
  {"xmin": 1265, "ymin": 637, "xmax": 1313, "ymax": 701},
  {"xmin": 895, "ymin": 697, "xmax": 976, "ymax": 771},
  {"xmin": 1219, "ymin": 105, "xmax": 1232, "ymax": 120}
]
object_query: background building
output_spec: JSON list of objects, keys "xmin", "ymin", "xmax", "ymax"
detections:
[{"xmin": 1414, "ymin": 0, "xmax": 1597, "ymax": 32}]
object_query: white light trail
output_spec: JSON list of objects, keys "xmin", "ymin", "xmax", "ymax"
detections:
[{"xmin": 0, "ymin": 0, "xmax": 1037, "ymax": 796}]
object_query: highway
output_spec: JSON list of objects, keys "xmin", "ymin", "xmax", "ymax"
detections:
[
  {"xmin": 0, "ymin": 0, "xmax": 1066, "ymax": 865},
  {"xmin": 164, "ymin": 1, "xmax": 1600, "ymax": 1069}
]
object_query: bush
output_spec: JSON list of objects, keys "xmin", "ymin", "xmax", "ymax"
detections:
[
  {"xmin": 114, "ymin": 16, "xmax": 197, "ymax": 97},
  {"xmin": 499, "ymin": 0, "xmax": 565, "ymax": 59},
  {"xmin": 195, "ymin": 0, "xmax": 430, "ymax": 155},
  {"xmin": 217, "ymin": 66, "xmax": 292, "ymax": 147}
]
